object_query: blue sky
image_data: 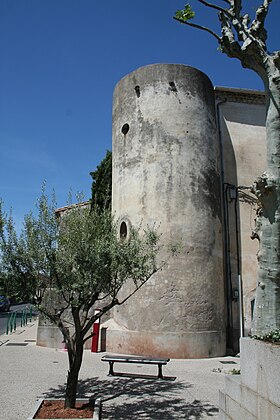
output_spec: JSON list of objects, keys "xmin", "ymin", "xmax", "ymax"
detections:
[{"xmin": 0, "ymin": 0, "xmax": 279, "ymax": 228}]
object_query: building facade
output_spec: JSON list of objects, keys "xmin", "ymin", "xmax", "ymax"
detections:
[
  {"xmin": 37, "ymin": 64, "xmax": 266, "ymax": 358},
  {"xmin": 106, "ymin": 64, "xmax": 266, "ymax": 357}
]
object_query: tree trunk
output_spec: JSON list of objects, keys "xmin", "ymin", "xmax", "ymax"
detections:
[
  {"xmin": 252, "ymin": 64, "xmax": 280, "ymax": 335},
  {"xmin": 64, "ymin": 337, "xmax": 84, "ymax": 409}
]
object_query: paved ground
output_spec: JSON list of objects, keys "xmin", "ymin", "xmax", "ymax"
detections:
[{"xmin": 0, "ymin": 320, "xmax": 240, "ymax": 419}]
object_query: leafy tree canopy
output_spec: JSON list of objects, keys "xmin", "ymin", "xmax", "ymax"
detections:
[
  {"xmin": 90, "ymin": 150, "xmax": 112, "ymax": 210},
  {"xmin": 0, "ymin": 185, "xmax": 173, "ymax": 408}
]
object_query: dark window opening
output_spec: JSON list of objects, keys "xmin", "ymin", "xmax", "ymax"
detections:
[
  {"xmin": 169, "ymin": 82, "xmax": 177, "ymax": 93},
  {"xmin": 120, "ymin": 221, "xmax": 128, "ymax": 239},
  {"xmin": 251, "ymin": 299, "xmax": 255, "ymax": 320},
  {"xmin": 135, "ymin": 85, "xmax": 140, "ymax": 98},
  {"xmin": 121, "ymin": 124, "xmax": 129, "ymax": 135}
]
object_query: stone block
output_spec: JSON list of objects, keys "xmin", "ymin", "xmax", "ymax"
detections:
[
  {"xmin": 36, "ymin": 325, "xmax": 63, "ymax": 348},
  {"xmin": 270, "ymin": 402, "xmax": 280, "ymax": 420},
  {"xmin": 227, "ymin": 394, "xmax": 256, "ymax": 420},
  {"xmin": 257, "ymin": 395, "xmax": 280, "ymax": 420},
  {"xmin": 224, "ymin": 374, "xmax": 241, "ymax": 403},
  {"xmin": 218, "ymin": 409, "xmax": 227, "ymax": 420},
  {"xmin": 220, "ymin": 338, "xmax": 280, "ymax": 419},
  {"xmin": 240, "ymin": 338, "xmax": 280, "ymax": 407},
  {"xmin": 219, "ymin": 390, "xmax": 226, "ymax": 413},
  {"xmin": 241, "ymin": 384, "xmax": 258, "ymax": 417}
]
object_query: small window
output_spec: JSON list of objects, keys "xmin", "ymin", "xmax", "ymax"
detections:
[
  {"xmin": 120, "ymin": 221, "xmax": 128, "ymax": 239},
  {"xmin": 121, "ymin": 124, "xmax": 129, "ymax": 135},
  {"xmin": 251, "ymin": 299, "xmax": 255, "ymax": 320},
  {"xmin": 135, "ymin": 85, "xmax": 140, "ymax": 98},
  {"xmin": 169, "ymin": 81, "xmax": 177, "ymax": 92}
]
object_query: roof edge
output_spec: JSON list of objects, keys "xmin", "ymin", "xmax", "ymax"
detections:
[{"xmin": 214, "ymin": 86, "xmax": 266, "ymax": 105}]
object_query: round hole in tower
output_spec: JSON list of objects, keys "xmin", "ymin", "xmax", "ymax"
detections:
[
  {"xmin": 121, "ymin": 123, "xmax": 129, "ymax": 135},
  {"xmin": 120, "ymin": 221, "xmax": 128, "ymax": 239}
]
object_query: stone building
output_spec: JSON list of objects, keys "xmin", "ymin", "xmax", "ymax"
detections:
[
  {"xmin": 106, "ymin": 64, "xmax": 266, "ymax": 358},
  {"xmin": 37, "ymin": 63, "xmax": 266, "ymax": 358}
]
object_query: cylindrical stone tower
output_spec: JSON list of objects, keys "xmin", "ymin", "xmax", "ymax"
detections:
[{"xmin": 108, "ymin": 64, "xmax": 225, "ymax": 358}]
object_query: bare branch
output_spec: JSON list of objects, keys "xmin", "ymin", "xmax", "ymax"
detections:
[
  {"xmin": 226, "ymin": 11, "xmax": 249, "ymax": 42},
  {"xmin": 118, "ymin": 264, "xmax": 165, "ymax": 307},
  {"xmin": 232, "ymin": 0, "xmax": 242, "ymax": 16},
  {"xmin": 242, "ymin": 14, "xmax": 250, "ymax": 28},
  {"xmin": 249, "ymin": 0, "xmax": 272, "ymax": 46},
  {"xmin": 219, "ymin": 11, "xmax": 242, "ymax": 52},
  {"xmin": 198, "ymin": 0, "xmax": 231, "ymax": 16},
  {"xmin": 96, "ymin": 291, "xmax": 111, "ymax": 301},
  {"xmin": 82, "ymin": 298, "xmax": 119, "ymax": 341},
  {"xmin": 173, "ymin": 17, "xmax": 221, "ymax": 42}
]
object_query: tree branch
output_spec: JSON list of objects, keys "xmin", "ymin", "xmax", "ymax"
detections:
[
  {"xmin": 118, "ymin": 263, "xmax": 165, "ymax": 307},
  {"xmin": 218, "ymin": 11, "xmax": 243, "ymax": 58},
  {"xmin": 249, "ymin": 0, "xmax": 271, "ymax": 46},
  {"xmin": 82, "ymin": 298, "xmax": 119, "ymax": 341},
  {"xmin": 173, "ymin": 17, "xmax": 221, "ymax": 42},
  {"xmin": 71, "ymin": 306, "xmax": 82, "ymax": 345},
  {"xmin": 231, "ymin": 0, "xmax": 242, "ymax": 17},
  {"xmin": 198, "ymin": 0, "xmax": 231, "ymax": 16}
]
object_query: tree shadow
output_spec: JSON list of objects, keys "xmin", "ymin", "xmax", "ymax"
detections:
[{"xmin": 41, "ymin": 376, "xmax": 219, "ymax": 419}]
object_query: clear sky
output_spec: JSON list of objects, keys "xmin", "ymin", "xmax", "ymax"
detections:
[{"xmin": 0, "ymin": 0, "xmax": 279, "ymax": 229}]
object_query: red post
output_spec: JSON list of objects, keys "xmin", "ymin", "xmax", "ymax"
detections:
[{"xmin": 91, "ymin": 309, "xmax": 101, "ymax": 352}]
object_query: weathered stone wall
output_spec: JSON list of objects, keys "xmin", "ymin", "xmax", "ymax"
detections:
[
  {"xmin": 109, "ymin": 64, "xmax": 226, "ymax": 358},
  {"xmin": 38, "ymin": 66, "xmax": 267, "ymax": 357},
  {"xmin": 215, "ymin": 88, "xmax": 266, "ymax": 345},
  {"xmin": 219, "ymin": 338, "xmax": 280, "ymax": 419}
]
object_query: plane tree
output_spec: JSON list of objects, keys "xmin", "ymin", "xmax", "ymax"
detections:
[{"xmin": 174, "ymin": 1, "xmax": 280, "ymax": 335}]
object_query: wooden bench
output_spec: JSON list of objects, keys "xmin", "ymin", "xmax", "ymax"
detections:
[{"xmin": 101, "ymin": 354, "xmax": 170, "ymax": 379}]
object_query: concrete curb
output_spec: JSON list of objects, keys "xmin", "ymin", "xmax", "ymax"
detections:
[
  {"xmin": 93, "ymin": 397, "xmax": 102, "ymax": 420},
  {"xmin": 27, "ymin": 398, "xmax": 42, "ymax": 420}
]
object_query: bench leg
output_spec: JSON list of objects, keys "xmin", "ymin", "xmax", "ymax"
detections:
[
  {"xmin": 157, "ymin": 364, "xmax": 163, "ymax": 379},
  {"xmin": 108, "ymin": 361, "xmax": 114, "ymax": 376}
]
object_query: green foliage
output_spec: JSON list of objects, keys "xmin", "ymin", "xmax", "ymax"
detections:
[
  {"xmin": 212, "ymin": 367, "xmax": 240, "ymax": 374},
  {"xmin": 90, "ymin": 150, "xmax": 112, "ymax": 210},
  {"xmin": 229, "ymin": 368, "xmax": 241, "ymax": 375},
  {"xmin": 175, "ymin": 4, "xmax": 195, "ymax": 21},
  {"xmin": 0, "ymin": 200, "xmax": 39, "ymax": 301},
  {"xmin": 0, "ymin": 185, "xmax": 167, "ymax": 407},
  {"xmin": 252, "ymin": 329, "xmax": 280, "ymax": 343},
  {"xmin": 53, "ymin": 201, "xmax": 161, "ymax": 310},
  {"xmin": 0, "ymin": 185, "xmax": 162, "ymax": 316}
]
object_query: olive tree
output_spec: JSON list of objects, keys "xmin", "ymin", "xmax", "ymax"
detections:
[
  {"xmin": 0, "ymin": 189, "xmax": 168, "ymax": 409},
  {"xmin": 174, "ymin": 1, "xmax": 280, "ymax": 335}
]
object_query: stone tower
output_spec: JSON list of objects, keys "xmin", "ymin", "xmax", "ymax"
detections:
[{"xmin": 109, "ymin": 64, "xmax": 226, "ymax": 358}]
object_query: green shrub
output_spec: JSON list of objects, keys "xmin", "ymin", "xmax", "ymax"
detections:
[{"xmin": 252, "ymin": 329, "xmax": 280, "ymax": 343}]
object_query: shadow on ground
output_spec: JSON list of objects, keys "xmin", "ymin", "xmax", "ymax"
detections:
[{"xmin": 41, "ymin": 376, "xmax": 218, "ymax": 419}]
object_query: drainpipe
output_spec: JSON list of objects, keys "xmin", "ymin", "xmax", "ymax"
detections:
[
  {"xmin": 235, "ymin": 188, "xmax": 244, "ymax": 338},
  {"xmin": 216, "ymin": 98, "xmax": 234, "ymax": 352}
]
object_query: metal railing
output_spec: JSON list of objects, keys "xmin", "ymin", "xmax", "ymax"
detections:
[{"xmin": 6, "ymin": 305, "xmax": 34, "ymax": 335}]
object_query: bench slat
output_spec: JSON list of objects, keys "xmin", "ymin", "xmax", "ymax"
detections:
[
  {"xmin": 101, "ymin": 354, "xmax": 170, "ymax": 379},
  {"xmin": 101, "ymin": 354, "xmax": 169, "ymax": 364}
]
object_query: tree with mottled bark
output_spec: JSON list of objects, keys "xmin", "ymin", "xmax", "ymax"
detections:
[
  {"xmin": 174, "ymin": 1, "xmax": 280, "ymax": 335},
  {"xmin": 0, "ymin": 187, "xmax": 171, "ymax": 409}
]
